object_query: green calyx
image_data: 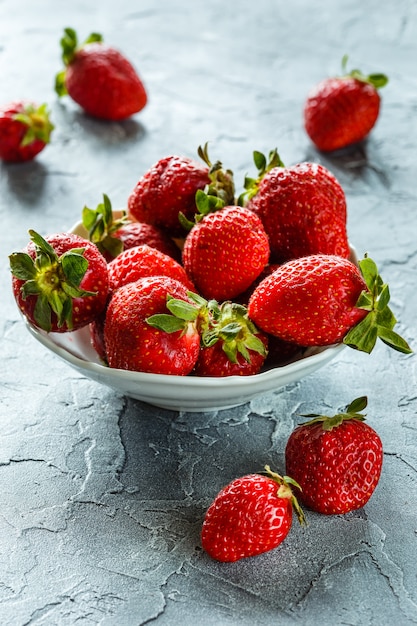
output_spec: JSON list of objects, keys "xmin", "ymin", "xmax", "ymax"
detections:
[
  {"xmin": 264, "ymin": 465, "xmax": 307, "ymax": 527},
  {"xmin": 13, "ymin": 103, "xmax": 54, "ymax": 147},
  {"xmin": 178, "ymin": 143, "xmax": 236, "ymax": 232},
  {"xmin": 146, "ymin": 293, "xmax": 267, "ymax": 364},
  {"xmin": 238, "ymin": 148, "xmax": 285, "ymax": 205},
  {"xmin": 343, "ymin": 255, "xmax": 412, "ymax": 354},
  {"xmin": 178, "ymin": 189, "xmax": 226, "ymax": 231},
  {"xmin": 198, "ymin": 142, "xmax": 236, "ymax": 206},
  {"xmin": 201, "ymin": 300, "xmax": 267, "ymax": 364},
  {"xmin": 340, "ymin": 54, "xmax": 388, "ymax": 89},
  {"xmin": 55, "ymin": 27, "xmax": 103, "ymax": 96},
  {"xmin": 82, "ymin": 193, "xmax": 130, "ymax": 259},
  {"xmin": 299, "ymin": 395, "xmax": 368, "ymax": 431},
  {"xmin": 9, "ymin": 230, "xmax": 96, "ymax": 332}
]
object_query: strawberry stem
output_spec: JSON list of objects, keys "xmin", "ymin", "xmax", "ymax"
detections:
[
  {"xmin": 299, "ymin": 395, "xmax": 368, "ymax": 430},
  {"xmin": 341, "ymin": 54, "xmax": 388, "ymax": 89},
  {"xmin": 82, "ymin": 193, "xmax": 130, "ymax": 258},
  {"xmin": 343, "ymin": 256, "xmax": 412, "ymax": 354},
  {"xmin": 238, "ymin": 148, "xmax": 285, "ymax": 205},
  {"xmin": 197, "ymin": 142, "xmax": 236, "ymax": 206},
  {"xmin": 264, "ymin": 465, "xmax": 307, "ymax": 527}
]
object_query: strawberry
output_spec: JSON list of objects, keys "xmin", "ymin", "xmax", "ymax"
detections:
[
  {"xmin": 182, "ymin": 202, "xmax": 270, "ymax": 301},
  {"xmin": 248, "ymin": 254, "xmax": 412, "ymax": 354},
  {"xmin": 82, "ymin": 194, "xmax": 181, "ymax": 262},
  {"xmin": 107, "ymin": 244, "xmax": 195, "ymax": 291},
  {"xmin": 0, "ymin": 101, "xmax": 54, "ymax": 163},
  {"xmin": 304, "ymin": 55, "xmax": 388, "ymax": 152},
  {"xmin": 127, "ymin": 144, "xmax": 235, "ymax": 237},
  {"xmin": 55, "ymin": 28, "xmax": 147, "ymax": 121},
  {"xmin": 201, "ymin": 466, "xmax": 306, "ymax": 562},
  {"xmin": 9, "ymin": 230, "xmax": 109, "ymax": 332},
  {"xmin": 285, "ymin": 396, "xmax": 383, "ymax": 514},
  {"xmin": 104, "ymin": 276, "xmax": 200, "ymax": 375},
  {"xmin": 242, "ymin": 150, "xmax": 349, "ymax": 264}
]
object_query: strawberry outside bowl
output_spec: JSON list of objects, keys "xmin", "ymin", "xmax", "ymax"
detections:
[{"xmin": 21, "ymin": 215, "xmax": 357, "ymax": 412}]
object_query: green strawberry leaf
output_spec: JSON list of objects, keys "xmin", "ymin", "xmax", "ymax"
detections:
[
  {"xmin": 146, "ymin": 313, "xmax": 187, "ymax": 334},
  {"xmin": 60, "ymin": 250, "xmax": 89, "ymax": 287},
  {"xmin": 377, "ymin": 327, "xmax": 414, "ymax": 354},
  {"xmin": 9, "ymin": 252, "xmax": 37, "ymax": 280},
  {"xmin": 166, "ymin": 296, "xmax": 201, "ymax": 322},
  {"xmin": 60, "ymin": 27, "xmax": 78, "ymax": 66},
  {"xmin": 346, "ymin": 396, "xmax": 368, "ymax": 413},
  {"xmin": 299, "ymin": 396, "xmax": 368, "ymax": 430},
  {"xmin": 83, "ymin": 32, "xmax": 103, "ymax": 45},
  {"xmin": 55, "ymin": 70, "xmax": 68, "ymax": 97},
  {"xmin": 33, "ymin": 294, "xmax": 53, "ymax": 332},
  {"xmin": 343, "ymin": 314, "xmax": 378, "ymax": 353},
  {"xmin": 343, "ymin": 255, "xmax": 412, "ymax": 354}
]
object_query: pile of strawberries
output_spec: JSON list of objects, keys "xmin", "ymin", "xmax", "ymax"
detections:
[
  {"xmin": 9, "ymin": 143, "xmax": 411, "ymax": 380},
  {"xmin": 5, "ymin": 29, "xmax": 413, "ymax": 564}
]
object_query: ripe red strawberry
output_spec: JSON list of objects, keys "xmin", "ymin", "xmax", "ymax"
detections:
[
  {"xmin": 304, "ymin": 56, "xmax": 388, "ymax": 152},
  {"xmin": 182, "ymin": 204, "xmax": 270, "ymax": 301},
  {"xmin": 127, "ymin": 144, "xmax": 235, "ymax": 237},
  {"xmin": 9, "ymin": 230, "xmax": 109, "ymax": 332},
  {"xmin": 107, "ymin": 244, "xmax": 195, "ymax": 291},
  {"xmin": 0, "ymin": 101, "xmax": 54, "ymax": 162},
  {"xmin": 285, "ymin": 396, "xmax": 383, "ymax": 514},
  {"xmin": 201, "ymin": 466, "xmax": 306, "ymax": 562},
  {"xmin": 242, "ymin": 150, "xmax": 349, "ymax": 264},
  {"xmin": 55, "ymin": 28, "xmax": 147, "ymax": 121},
  {"xmin": 82, "ymin": 194, "xmax": 181, "ymax": 262},
  {"xmin": 248, "ymin": 254, "xmax": 412, "ymax": 354},
  {"xmin": 104, "ymin": 276, "xmax": 200, "ymax": 375}
]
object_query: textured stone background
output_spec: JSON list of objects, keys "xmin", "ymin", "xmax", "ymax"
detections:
[{"xmin": 1, "ymin": 1, "xmax": 416, "ymax": 624}]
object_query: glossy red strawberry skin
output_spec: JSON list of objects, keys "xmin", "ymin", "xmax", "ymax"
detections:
[
  {"xmin": 104, "ymin": 276, "xmax": 200, "ymax": 375},
  {"xmin": 65, "ymin": 43, "xmax": 147, "ymax": 120},
  {"xmin": 112, "ymin": 221, "xmax": 181, "ymax": 262},
  {"xmin": 127, "ymin": 155, "xmax": 210, "ymax": 236},
  {"xmin": 182, "ymin": 206, "xmax": 270, "ymax": 301},
  {"xmin": 12, "ymin": 233, "xmax": 109, "ymax": 332},
  {"xmin": 285, "ymin": 419, "xmax": 383, "ymax": 514},
  {"xmin": 246, "ymin": 162, "xmax": 349, "ymax": 264},
  {"xmin": 201, "ymin": 474, "xmax": 293, "ymax": 562},
  {"xmin": 0, "ymin": 101, "xmax": 47, "ymax": 162},
  {"xmin": 304, "ymin": 77, "xmax": 381, "ymax": 152},
  {"xmin": 194, "ymin": 330, "xmax": 268, "ymax": 377},
  {"xmin": 107, "ymin": 244, "xmax": 195, "ymax": 291},
  {"xmin": 248, "ymin": 254, "xmax": 368, "ymax": 346}
]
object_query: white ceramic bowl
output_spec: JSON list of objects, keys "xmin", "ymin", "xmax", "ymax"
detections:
[
  {"xmin": 22, "ymin": 215, "xmax": 356, "ymax": 412},
  {"xmin": 25, "ymin": 319, "xmax": 345, "ymax": 412}
]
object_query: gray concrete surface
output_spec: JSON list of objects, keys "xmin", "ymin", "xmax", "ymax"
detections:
[{"xmin": 1, "ymin": 1, "xmax": 416, "ymax": 624}]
